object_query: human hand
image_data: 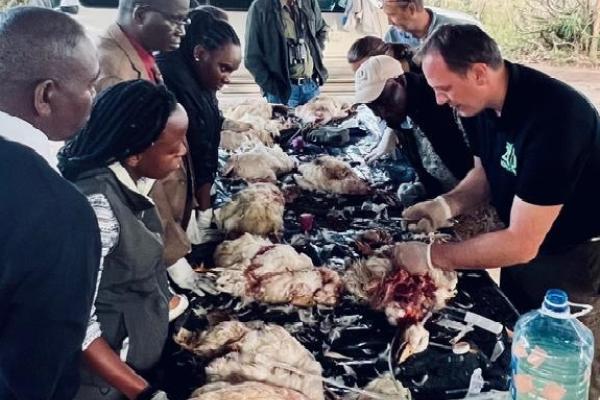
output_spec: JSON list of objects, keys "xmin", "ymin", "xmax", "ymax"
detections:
[
  {"xmin": 402, "ymin": 196, "xmax": 453, "ymax": 233},
  {"xmin": 390, "ymin": 241, "xmax": 431, "ymax": 276}
]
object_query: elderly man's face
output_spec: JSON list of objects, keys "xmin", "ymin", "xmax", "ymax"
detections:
[
  {"xmin": 383, "ymin": 1, "xmax": 417, "ymax": 32},
  {"xmin": 422, "ymin": 52, "xmax": 488, "ymax": 117},
  {"xmin": 49, "ymin": 37, "xmax": 99, "ymax": 141},
  {"xmin": 367, "ymin": 78, "xmax": 408, "ymax": 128},
  {"xmin": 138, "ymin": 0, "xmax": 190, "ymax": 52}
]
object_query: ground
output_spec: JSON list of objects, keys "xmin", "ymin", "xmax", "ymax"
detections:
[{"xmin": 534, "ymin": 64, "xmax": 600, "ymax": 109}]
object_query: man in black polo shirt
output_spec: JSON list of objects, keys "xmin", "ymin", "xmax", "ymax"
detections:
[
  {"xmin": 0, "ymin": 8, "xmax": 101, "ymax": 400},
  {"xmin": 391, "ymin": 24, "xmax": 600, "ymax": 397}
]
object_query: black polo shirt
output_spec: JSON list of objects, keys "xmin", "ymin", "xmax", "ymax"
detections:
[{"xmin": 463, "ymin": 61, "xmax": 600, "ymax": 251}]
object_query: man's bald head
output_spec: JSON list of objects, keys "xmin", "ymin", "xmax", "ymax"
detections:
[
  {"xmin": 0, "ymin": 7, "xmax": 88, "ymax": 90},
  {"xmin": 117, "ymin": 0, "xmax": 190, "ymax": 52},
  {"xmin": 0, "ymin": 7, "xmax": 99, "ymax": 141}
]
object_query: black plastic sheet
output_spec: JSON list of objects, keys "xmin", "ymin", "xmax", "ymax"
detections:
[{"xmin": 166, "ymin": 119, "xmax": 518, "ymax": 399}]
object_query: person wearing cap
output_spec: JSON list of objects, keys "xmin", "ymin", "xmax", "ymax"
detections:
[
  {"xmin": 355, "ymin": 54, "xmax": 473, "ymax": 199},
  {"xmin": 382, "ymin": 0, "xmax": 478, "ymax": 47},
  {"xmin": 392, "ymin": 24, "xmax": 600, "ymax": 397}
]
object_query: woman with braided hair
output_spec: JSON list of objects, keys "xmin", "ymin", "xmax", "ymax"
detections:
[
  {"xmin": 58, "ymin": 80, "xmax": 187, "ymax": 400},
  {"xmin": 157, "ymin": 8, "xmax": 242, "ymax": 246}
]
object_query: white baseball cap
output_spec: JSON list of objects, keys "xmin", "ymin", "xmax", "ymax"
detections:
[{"xmin": 354, "ymin": 55, "xmax": 405, "ymax": 104}]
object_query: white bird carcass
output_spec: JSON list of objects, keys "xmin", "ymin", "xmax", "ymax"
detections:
[
  {"xmin": 189, "ymin": 381, "xmax": 311, "ymax": 400},
  {"xmin": 294, "ymin": 156, "xmax": 371, "ymax": 195},
  {"xmin": 213, "ymin": 234, "xmax": 342, "ymax": 307},
  {"xmin": 224, "ymin": 144, "xmax": 296, "ymax": 182},
  {"xmin": 216, "ymin": 183, "xmax": 285, "ymax": 237},
  {"xmin": 223, "ymin": 99, "xmax": 286, "ymax": 142},
  {"xmin": 225, "ymin": 99, "xmax": 273, "ymax": 121},
  {"xmin": 174, "ymin": 320, "xmax": 250, "ymax": 358},
  {"xmin": 346, "ymin": 254, "xmax": 457, "ymax": 326},
  {"xmin": 220, "ymin": 129, "xmax": 273, "ymax": 151},
  {"xmin": 294, "ymin": 96, "xmax": 352, "ymax": 125},
  {"xmin": 177, "ymin": 321, "xmax": 324, "ymax": 400},
  {"xmin": 344, "ymin": 253, "xmax": 456, "ymax": 362}
]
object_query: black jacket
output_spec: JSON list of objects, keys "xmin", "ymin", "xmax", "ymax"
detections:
[
  {"xmin": 0, "ymin": 138, "xmax": 100, "ymax": 400},
  {"xmin": 157, "ymin": 50, "xmax": 224, "ymax": 188},
  {"xmin": 245, "ymin": 0, "xmax": 329, "ymax": 102}
]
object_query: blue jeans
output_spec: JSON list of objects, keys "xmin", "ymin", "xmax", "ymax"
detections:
[{"xmin": 265, "ymin": 79, "xmax": 320, "ymax": 107}]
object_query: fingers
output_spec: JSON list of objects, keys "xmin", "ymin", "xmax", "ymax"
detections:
[{"xmin": 402, "ymin": 203, "xmax": 427, "ymax": 220}]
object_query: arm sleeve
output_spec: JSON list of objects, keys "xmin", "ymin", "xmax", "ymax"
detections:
[
  {"xmin": 516, "ymin": 113, "xmax": 593, "ymax": 206},
  {"xmin": 162, "ymin": 73, "xmax": 219, "ymax": 188},
  {"xmin": 244, "ymin": 4, "xmax": 276, "ymax": 94},
  {"xmin": 187, "ymin": 97, "xmax": 218, "ymax": 187},
  {"xmin": 313, "ymin": 0, "xmax": 329, "ymax": 50},
  {"xmin": 82, "ymin": 194, "xmax": 120, "ymax": 351},
  {"xmin": 0, "ymin": 197, "xmax": 100, "ymax": 399}
]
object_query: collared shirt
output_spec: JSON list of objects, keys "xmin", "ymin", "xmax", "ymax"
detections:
[
  {"xmin": 384, "ymin": 7, "xmax": 478, "ymax": 47},
  {"xmin": 280, "ymin": 0, "xmax": 314, "ymax": 79},
  {"xmin": 121, "ymin": 26, "xmax": 159, "ymax": 83},
  {"xmin": 0, "ymin": 111, "xmax": 58, "ymax": 170},
  {"xmin": 463, "ymin": 61, "xmax": 600, "ymax": 250},
  {"xmin": 82, "ymin": 162, "xmax": 155, "ymax": 352}
]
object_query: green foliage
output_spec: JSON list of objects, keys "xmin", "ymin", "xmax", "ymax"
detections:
[{"xmin": 428, "ymin": 0, "xmax": 599, "ymax": 63}]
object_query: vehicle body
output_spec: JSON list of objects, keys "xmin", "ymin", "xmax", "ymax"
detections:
[{"xmin": 78, "ymin": 0, "xmax": 370, "ymax": 101}]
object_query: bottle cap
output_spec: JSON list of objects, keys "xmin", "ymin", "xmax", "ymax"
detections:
[{"xmin": 542, "ymin": 289, "xmax": 569, "ymax": 315}]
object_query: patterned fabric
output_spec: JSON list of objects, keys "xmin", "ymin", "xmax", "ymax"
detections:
[{"xmin": 82, "ymin": 193, "xmax": 119, "ymax": 350}]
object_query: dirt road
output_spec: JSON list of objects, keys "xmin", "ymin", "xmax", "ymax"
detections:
[
  {"xmin": 534, "ymin": 64, "xmax": 600, "ymax": 109},
  {"xmin": 221, "ymin": 61, "xmax": 600, "ymax": 110}
]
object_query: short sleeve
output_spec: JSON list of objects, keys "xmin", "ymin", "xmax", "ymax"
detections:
[{"xmin": 516, "ymin": 114, "xmax": 593, "ymax": 206}]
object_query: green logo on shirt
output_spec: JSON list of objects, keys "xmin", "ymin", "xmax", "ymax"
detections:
[{"xmin": 500, "ymin": 142, "xmax": 517, "ymax": 175}]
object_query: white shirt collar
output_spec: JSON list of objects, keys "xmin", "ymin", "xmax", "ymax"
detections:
[
  {"xmin": 0, "ymin": 111, "xmax": 59, "ymax": 171},
  {"xmin": 108, "ymin": 161, "xmax": 155, "ymax": 200}
]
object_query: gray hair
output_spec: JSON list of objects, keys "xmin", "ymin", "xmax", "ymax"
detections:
[{"xmin": 0, "ymin": 7, "xmax": 88, "ymax": 89}]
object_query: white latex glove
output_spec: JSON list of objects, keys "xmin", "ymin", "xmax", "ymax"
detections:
[
  {"xmin": 167, "ymin": 258, "xmax": 217, "ymax": 296},
  {"xmin": 391, "ymin": 241, "xmax": 433, "ymax": 276},
  {"xmin": 187, "ymin": 209, "xmax": 222, "ymax": 245},
  {"xmin": 365, "ymin": 127, "xmax": 398, "ymax": 164},
  {"xmin": 402, "ymin": 196, "xmax": 454, "ymax": 233},
  {"xmin": 151, "ymin": 391, "xmax": 170, "ymax": 400},
  {"xmin": 136, "ymin": 388, "xmax": 171, "ymax": 400}
]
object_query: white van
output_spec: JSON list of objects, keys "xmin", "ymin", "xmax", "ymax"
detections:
[{"xmin": 75, "ymin": 0, "xmax": 365, "ymax": 99}]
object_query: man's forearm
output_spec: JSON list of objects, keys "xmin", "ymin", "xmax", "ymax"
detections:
[
  {"xmin": 444, "ymin": 158, "xmax": 490, "ymax": 216},
  {"xmin": 431, "ymin": 228, "xmax": 538, "ymax": 270},
  {"xmin": 83, "ymin": 338, "xmax": 148, "ymax": 400}
]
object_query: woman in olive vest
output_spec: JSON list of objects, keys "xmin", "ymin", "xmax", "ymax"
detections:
[{"xmin": 58, "ymin": 80, "xmax": 188, "ymax": 400}]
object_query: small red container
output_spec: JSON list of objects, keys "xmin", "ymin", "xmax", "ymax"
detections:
[{"xmin": 299, "ymin": 213, "xmax": 314, "ymax": 232}]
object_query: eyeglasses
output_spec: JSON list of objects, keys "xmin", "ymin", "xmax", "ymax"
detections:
[{"xmin": 138, "ymin": 4, "xmax": 191, "ymax": 27}]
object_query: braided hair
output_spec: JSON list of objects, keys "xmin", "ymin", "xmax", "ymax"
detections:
[
  {"xmin": 179, "ymin": 8, "xmax": 240, "ymax": 63},
  {"xmin": 58, "ymin": 80, "xmax": 177, "ymax": 181}
]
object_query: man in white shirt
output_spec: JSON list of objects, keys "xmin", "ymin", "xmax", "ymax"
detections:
[{"xmin": 0, "ymin": 7, "xmax": 101, "ymax": 400}]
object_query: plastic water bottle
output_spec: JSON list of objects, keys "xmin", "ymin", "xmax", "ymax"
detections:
[{"xmin": 510, "ymin": 289, "xmax": 594, "ymax": 400}]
